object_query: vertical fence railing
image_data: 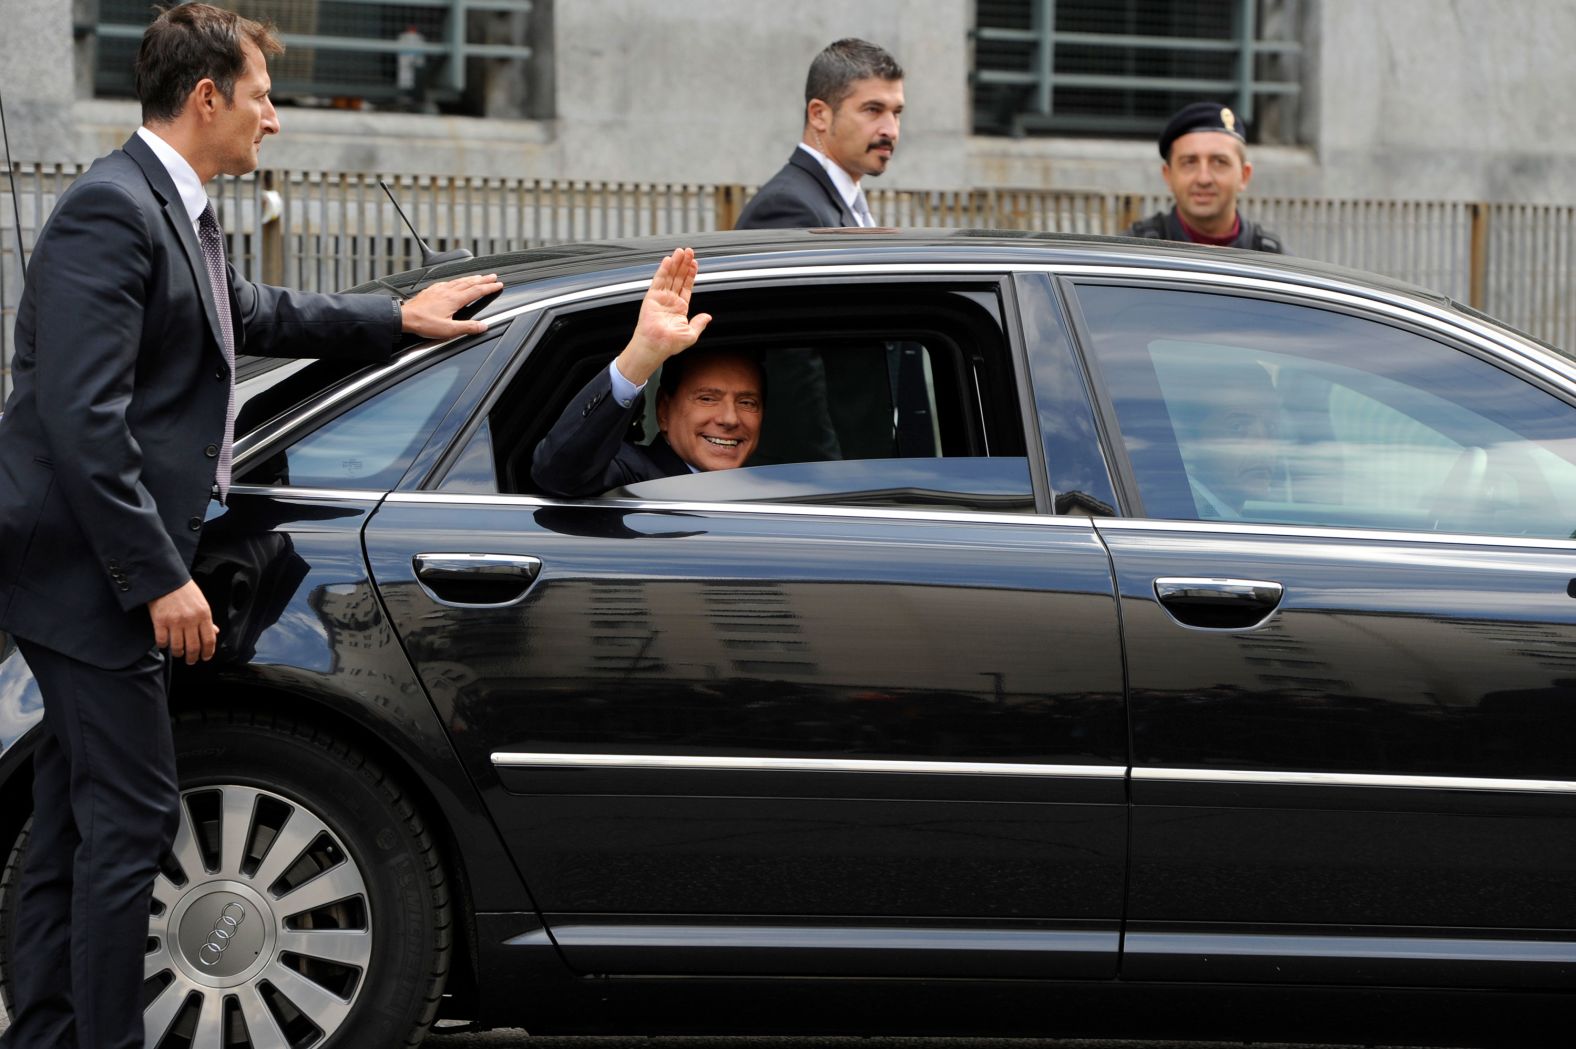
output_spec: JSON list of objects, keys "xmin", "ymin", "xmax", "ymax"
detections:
[
  {"xmin": 2, "ymin": 162, "xmax": 89, "ymax": 405},
  {"xmin": 1483, "ymin": 202, "xmax": 1576, "ymax": 351},
  {"xmin": 5, "ymin": 162, "xmax": 1576, "ymax": 400}
]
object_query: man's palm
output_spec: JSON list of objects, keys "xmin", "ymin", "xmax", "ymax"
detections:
[{"xmin": 636, "ymin": 248, "xmax": 712, "ymax": 359}]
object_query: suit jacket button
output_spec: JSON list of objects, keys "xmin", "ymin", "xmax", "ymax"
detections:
[
  {"xmin": 118, "ymin": 582, "xmax": 131, "ymax": 592},
  {"xmin": 215, "ymin": 365, "xmax": 229, "ymax": 380},
  {"xmin": 204, "ymin": 444, "xmax": 219, "ymax": 458},
  {"xmin": 188, "ymin": 516, "xmax": 204, "ymax": 531}
]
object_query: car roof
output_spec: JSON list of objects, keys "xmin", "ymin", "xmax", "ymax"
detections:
[
  {"xmin": 348, "ymin": 227, "xmax": 1453, "ymax": 311},
  {"xmin": 339, "ymin": 228, "xmax": 1574, "ymax": 377}
]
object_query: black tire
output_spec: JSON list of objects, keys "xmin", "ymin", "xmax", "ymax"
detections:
[
  {"xmin": 1, "ymin": 709, "xmax": 451, "ymax": 1049},
  {"xmin": 0, "ymin": 817, "xmax": 29, "ymax": 1025}
]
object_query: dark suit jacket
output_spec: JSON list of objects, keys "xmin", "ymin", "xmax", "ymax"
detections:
[
  {"xmin": 735, "ymin": 149, "xmax": 857, "ymax": 229},
  {"xmin": 0, "ymin": 134, "xmax": 400, "ymax": 669},
  {"xmin": 531, "ymin": 366, "xmax": 690, "ymax": 497}
]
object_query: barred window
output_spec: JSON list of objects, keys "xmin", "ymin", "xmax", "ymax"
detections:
[
  {"xmin": 972, "ymin": 0, "xmax": 1303, "ymax": 141},
  {"xmin": 89, "ymin": 0, "xmax": 550, "ymax": 119}
]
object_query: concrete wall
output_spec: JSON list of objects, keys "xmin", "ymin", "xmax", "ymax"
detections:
[
  {"xmin": 1307, "ymin": 0, "xmax": 1576, "ymax": 202},
  {"xmin": 550, "ymin": 0, "xmax": 970, "ymax": 188},
  {"xmin": 3, "ymin": 0, "xmax": 1576, "ymax": 203}
]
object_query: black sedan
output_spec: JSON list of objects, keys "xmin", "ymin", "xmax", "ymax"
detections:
[{"xmin": 2, "ymin": 230, "xmax": 1575, "ymax": 1049}]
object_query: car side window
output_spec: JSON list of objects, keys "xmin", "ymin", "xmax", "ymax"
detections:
[
  {"xmin": 239, "ymin": 347, "xmax": 485, "ymax": 490},
  {"xmin": 439, "ymin": 283, "xmax": 1037, "ymax": 514},
  {"xmin": 1075, "ymin": 285, "xmax": 1576, "ymax": 538}
]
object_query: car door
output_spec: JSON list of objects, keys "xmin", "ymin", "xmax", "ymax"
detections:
[
  {"xmin": 1054, "ymin": 275, "xmax": 1576, "ymax": 988},
  {"xmin": 362, "ymin": 271, "xmax": 1129, "ymax": 979}
]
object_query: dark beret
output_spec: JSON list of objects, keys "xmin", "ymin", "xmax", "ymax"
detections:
[{"xmin": 1159, "ymin": 101, "xmax": 1246, "ymax": 159}]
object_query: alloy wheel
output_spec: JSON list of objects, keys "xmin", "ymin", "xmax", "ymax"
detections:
[{"xmin": 144, "ymin": 784, "xmax": 372, "ymax": 1049}]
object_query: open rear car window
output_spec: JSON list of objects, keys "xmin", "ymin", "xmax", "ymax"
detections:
[{"xmin": 438, "ymin": 282, "xmax": 1037, "ymax": 514}]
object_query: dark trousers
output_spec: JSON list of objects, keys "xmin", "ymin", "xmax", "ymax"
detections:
[{"xmin": 2, "ymin": 640, "xmax": 178, "ymax": 1049}]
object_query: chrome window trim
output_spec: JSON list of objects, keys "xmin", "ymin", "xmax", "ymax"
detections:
[
  {"xmin": 381, "ymin": 490, "xmax": 1576, "ymax": 548},
  {"xmin": 1137, "ymin": 767, "xmax": 1576, "ymax": 794},
  {"xmin": 1092, "ymin": 515, "xmax": 1576, "ymax": 551},
  {"xmin": 490, "ymin": 753, "xmax": 1125, "ymax": 778},
  {"xmin": 224, "ymin": 484, "xmax": 386, "ymax": 503},
  {"xmin": 383, "ymin": 490, "xmax": 1094, "ymax": 528}
]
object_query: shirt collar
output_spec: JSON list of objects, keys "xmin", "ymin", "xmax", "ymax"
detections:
[
  {"xmin": 797, "ymin": 142, "xmax": 866, "ymax": 223},
  {"xmin": 136, "ymin": 126, "xmax": 209, "ymax": 227}
]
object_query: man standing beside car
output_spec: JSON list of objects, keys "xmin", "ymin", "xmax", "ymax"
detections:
[
  {"xmin": 0, "ymin": 7, "xmax": 498, "ymax": 1049},
  {"xmin": 735, "ymin": 38, "xmax": 905, "ymax": 464},
  {"xmin": 735, "ymin": 37, "xmax": 903, "ymax": 231},
  {"xmin": 1126, "ymin": 101, "xmax": 1285, "ymax": 253}
]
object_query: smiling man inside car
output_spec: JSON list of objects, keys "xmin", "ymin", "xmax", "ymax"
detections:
[{"xmin": 531, "ymin": 247, "xmax": 765, "ymax": 497}]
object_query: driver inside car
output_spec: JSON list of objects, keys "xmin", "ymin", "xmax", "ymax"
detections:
[
  {"xmin": 1167, "ymin": 358, "xmax": 1290, "ymax": 520},
  {"xmin": 531, "ymin": 248, "xmax": 767, "ymax": 498}
]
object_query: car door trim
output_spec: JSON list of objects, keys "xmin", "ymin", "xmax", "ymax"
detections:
[
  {"xmin": 1136, "ymin": 767, "xmax": 1576, "ymax": 794},
  {"xmin": 493, "ymin": 755, "xmax": 1576, "ymax": 793},
  {"xmin": 383, "ymin": 490, "xmax": 1099, "ymax": 528},
  {"xmin": 490, "ymin": 752, "xmax": 1126, "ymax": 778},
  {"xmin": 1122, "ymin": 927, "xmax": 1576, "ymax": 987},
  {"xmin": 531, "ymin": 920, "xmax": 1120, "ymax": 979}
]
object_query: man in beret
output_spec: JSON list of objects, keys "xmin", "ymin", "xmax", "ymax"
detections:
[{"xmin": 1126, "ymin": 101, "xmax": 1284, "ymax": 253}]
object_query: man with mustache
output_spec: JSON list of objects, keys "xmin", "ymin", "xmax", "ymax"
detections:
[
  {"xmin": 1126, "ymin": 101, "xmax": 1285, "ymax": 254},
  {"xmin": 736, "ymin": 37, "xmax": 903, "ymax": 230},
  {"xmin": 734, "ymin": 39, "xmax": 904, "ymax": 466}
]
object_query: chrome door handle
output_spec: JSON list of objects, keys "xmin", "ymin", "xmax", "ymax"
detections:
[
  {"xmin": 1153, "ymin": 577, "xmax": 1284, "ymax": 630},
  {"xmin": 413, "ymin": 553, "xmax": 541, "ymax": 606}
]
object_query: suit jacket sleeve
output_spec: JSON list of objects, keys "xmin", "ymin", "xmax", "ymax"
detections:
[
  {"xmin": 531, "ymin": 367, "xmax": 656, "ymax": 497},
  {"xmin": 234, "ymin": 277, "xmax": 401, "ymax": 362},
  {"xmin": 30, "ymin": 179, "xmax": 191, "ymax": 609}
]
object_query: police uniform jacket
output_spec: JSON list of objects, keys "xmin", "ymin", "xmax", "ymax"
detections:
[{"xmin": 1127, "ymin": 206, "xmax": 1284, "ymax": 254}]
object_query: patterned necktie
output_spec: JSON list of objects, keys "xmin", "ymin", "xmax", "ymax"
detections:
[
  {"xmin": 851, "ymin": 187, "xmax": 875, "ymax": 228},
  {"xmin": 197, "ymin": 202, "xmax": 236, "ymax": 500}
]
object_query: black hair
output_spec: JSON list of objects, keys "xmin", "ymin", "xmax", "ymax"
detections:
[
  {"xmin": 657, "ymin": 346, "xmax": 768, "ymax": 403},
  {"xmin": 803, "ymin": 38, "xmax": 902, "ymax": 118},
  {"xmin": 135, "ymin": 3, "xmax": 283, "ymax": 123}
]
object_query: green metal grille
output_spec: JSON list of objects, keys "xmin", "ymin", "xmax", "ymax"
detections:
[
  {"xmin": 90, "ymin": 0, "xmax": 535, "ymax": 110},
  {"xmin": 973, "ymin": 0, "xmax": 1302, "ymax": 138}
]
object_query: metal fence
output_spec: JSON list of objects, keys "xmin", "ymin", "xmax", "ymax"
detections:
[{"xmin": 4, "ymin": 162, "xmax": 1574, "ymax": 404}]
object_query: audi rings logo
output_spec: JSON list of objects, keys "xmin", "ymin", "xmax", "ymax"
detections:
[{"xmin": 197, "ymin": 902, "xmax": 249, "ymax": 967}]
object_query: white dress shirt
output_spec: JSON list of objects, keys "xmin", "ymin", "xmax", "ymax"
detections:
[{"xmin": 135, "ymin": 126, "xmax": 209, "ymax": 231}]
